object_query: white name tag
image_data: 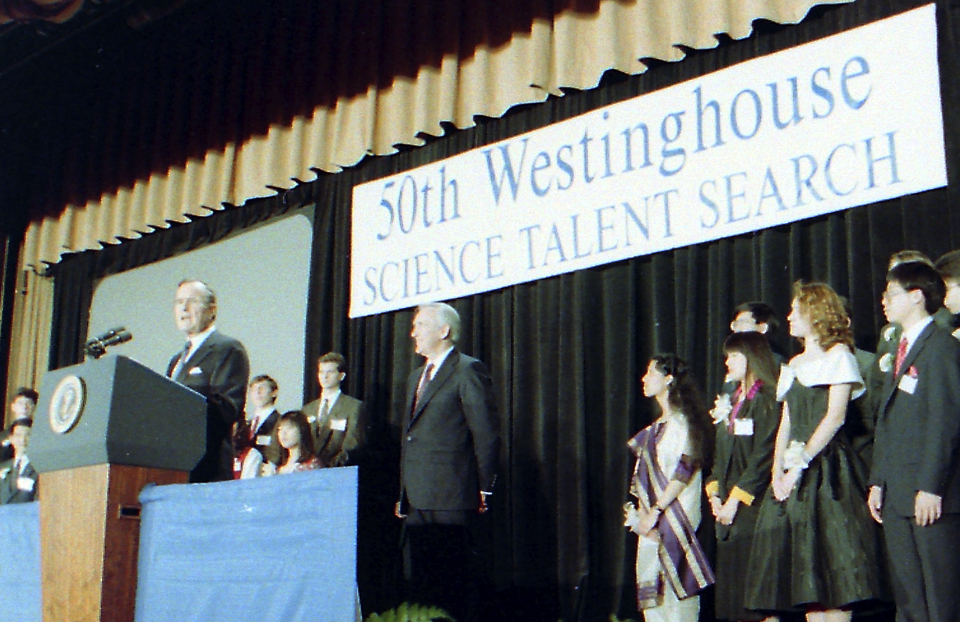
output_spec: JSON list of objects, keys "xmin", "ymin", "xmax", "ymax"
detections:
[
  {"xmin": 188, "ymin": 366, "xmax": 203, "ymax": 376},
  {"xmin": 331, "ymin": 418, "xmax": 347, "ymax": 432},
  {"xmin": 733, "ymin": 418, "xmax": 754, "ymax": 436},
  {"xmin": 898, "ymin": 374, "xmax": 918, "ymax": 394},
  {"xmin": 17, "ymin": 477, "xmax": 35, "ymax": 492},
  {"xmin": 256, "ymin": 435, "xmax": 272, "ymax": 446}
]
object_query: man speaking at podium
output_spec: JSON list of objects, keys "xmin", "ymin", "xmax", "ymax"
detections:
[{"xmin": 167, "ymin": 279, "xmax": 250, "ymax": 483}]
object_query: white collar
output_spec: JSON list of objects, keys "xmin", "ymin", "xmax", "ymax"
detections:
[
  {"xmin": 248, "ymin": 404, "xmax": 275, "ymax": 423},
  {"xmin": 320, "ymin": 389, "xmax": 342, "ymax": 405},
  {"xmin": 901, "ymin": 316, "xmax": 933, "ymax": 352},
  {"xmin": 185, "ymin": 325, "xmax": 217, "ymax": 357},
  {"xmin": 426, "ymin": 346, "xmax": 454, "ymax": 374}
]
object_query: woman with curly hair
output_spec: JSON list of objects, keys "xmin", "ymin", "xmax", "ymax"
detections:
[
  {"xmin": 625, "ymin": 354, "xmax": 714, "ymax": 622},
  {"xmin": 705, "ymin": 332, "xmax": 780, "ymax": 622},
  {"xmin": 744, "ymin": 282, "xmax": 884, "ymax": 622}
]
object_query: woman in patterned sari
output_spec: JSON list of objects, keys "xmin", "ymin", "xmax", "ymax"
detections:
[{"xmin": 625, "ymin": 354, "xmax": 715, "ymax": 622}]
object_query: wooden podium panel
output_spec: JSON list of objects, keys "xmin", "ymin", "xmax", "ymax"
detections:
[{"xmin": 39, "ymin": 465, "xmax": 187, "ymax": 622}]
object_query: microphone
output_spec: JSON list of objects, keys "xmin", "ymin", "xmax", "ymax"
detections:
[
  {"xmin": 84, "ymin": 327, "xmax": 133, "ymax": 359},
  {"xmin": 86, "ymin": 327, "xmax": 123, "ymax": 345},
  {"xmin": 100, "ymin": 330, "xmax": 132, "ymax": 348}
]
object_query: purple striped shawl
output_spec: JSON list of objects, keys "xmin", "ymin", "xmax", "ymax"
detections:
[{"xmin": 627, "ymin": 421, "xmax": 714, "ymax": 608}]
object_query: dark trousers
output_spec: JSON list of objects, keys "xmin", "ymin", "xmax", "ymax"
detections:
[
  {"xmin": 883, "ymin": 512, "xmax": 960, "ymax": 622},
  {"xmin": 403, "ymin": 509, "xmax": 484, "ymax": 621}
]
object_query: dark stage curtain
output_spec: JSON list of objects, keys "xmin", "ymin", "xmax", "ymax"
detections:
[{"xmin": 48, "ymin": 1, "xmax": 960, "ymax": 620}]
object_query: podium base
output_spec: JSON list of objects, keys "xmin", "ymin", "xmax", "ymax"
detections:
[{"xmin": 39, "ymin": 464, "xmax": 188, "ymax": 622}]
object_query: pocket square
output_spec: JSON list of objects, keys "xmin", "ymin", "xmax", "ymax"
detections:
[{"xmin": 188, "ymin": 366, "xmax": 203, "ymax": 375}]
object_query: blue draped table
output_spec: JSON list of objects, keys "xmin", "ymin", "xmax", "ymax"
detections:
[
  {"xmin": 135, "ymin": 467, "xmax": 359, "ymax": 622},
  {"xmin": 0, "ymin": 468, "xmax": 357, "ymax": 622},
  {"xmin": 0, "ymin": 501, "xmax": 41, "ymax": 622}
]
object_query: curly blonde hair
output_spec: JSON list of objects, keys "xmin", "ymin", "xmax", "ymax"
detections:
[{"xmin": 792, "ymin": 281, "xmax": 853, "ymax": 351}]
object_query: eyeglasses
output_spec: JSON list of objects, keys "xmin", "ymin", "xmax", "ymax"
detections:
[{"xmin": 882, "ymin": 287, "xmax": 909, "ymax": 301}]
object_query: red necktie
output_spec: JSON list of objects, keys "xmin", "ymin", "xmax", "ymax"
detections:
[{"xmin": 894, "ymin": 337, "xmax": 908, "ymax": 376}]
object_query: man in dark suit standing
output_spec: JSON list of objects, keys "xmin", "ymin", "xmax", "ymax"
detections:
[
  {"xmin": 869, "ymin": 261, "xmax": 960, "ymax": 622},
  {"xmin": 0, "ymin": 418, "xmax": 37, "ymax": 504},
  {"xmin": 302, "ymin": 352, "xmax": 366, "ymax": 467},
  {"xmin": 0, "ymin": 387, "xmax": 38, "ymax": 463},
  {"xmin": 167, "ymin": 279, "xmax": 250, "ymax": 483},
  {"xmin": 234, "ymin": 374, "xmax": 281, "ymax": 476},
  {"xmin": 395, "ymin": 302, "xmax": 500, "ymax": 620}
]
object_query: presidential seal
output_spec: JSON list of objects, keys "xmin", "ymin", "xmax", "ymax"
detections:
[{"xmin": 49, "ymin": 375, "xmax": 85, "ymax": 435}]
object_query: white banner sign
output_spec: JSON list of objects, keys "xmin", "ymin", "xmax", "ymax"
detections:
[{"xmin": 350, "ymin": 4, "xmax": 945, "ymax": 318}]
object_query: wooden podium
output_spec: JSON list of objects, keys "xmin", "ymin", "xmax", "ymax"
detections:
[{"xmin": 30, "ymin": 355, "xmax": 207, "ymax": 622}]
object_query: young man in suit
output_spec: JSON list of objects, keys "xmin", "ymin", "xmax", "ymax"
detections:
[
  {"xmin": 0, "ymin": 418, "xmax": 37, "ymax": 504},
  {"xmin": 868, "ymin": 261, "xmax": 960, "ymax": 622},
  {"xmin": 167, "ymin": 279, "xmax": 250, "ymax": 483},
  {"xmin": 395, "ymin": 302, "xmax": 500, "ymax": 621},
  {"xmin": 0, "ymin": 387, "xmax": 38, "ymax": 463},
  {"xmin": 233, "ymin": 374, "xmax": 281, "ymax": 477},
  {"xmin": 301, "ymin": 352, "xmax": 366, "ymax": 467}
]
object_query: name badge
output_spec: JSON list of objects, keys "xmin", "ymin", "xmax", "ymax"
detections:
[
  {"xmin": 188, "ymin": 366, "xmax": 203, "ymax": 376},
  {"xmin": 331, "ymin": 418, "xmax": 347, "ymax": 432},
  {"xmin": 256, "ymin": 435, "xmax": 272, "ymax": 446},
  {"xmin": 898, "ymin": 374, "xmax": 918, "ymax": 394},
  {"xmin": 733, "ymin": 418, "xmax": 754, "ymax": 436},
  {"xmin": 17, "ymin": 477, "xmax": 35, "ymax": 492}
]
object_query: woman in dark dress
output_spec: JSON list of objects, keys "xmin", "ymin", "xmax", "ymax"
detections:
[
  {"xmin": 744, "ymin": 282, "xmax": 884, "ymax": 622},
  {"xmin": 705, "ymin": 332, "xmax": 779, "ymax": 622}
]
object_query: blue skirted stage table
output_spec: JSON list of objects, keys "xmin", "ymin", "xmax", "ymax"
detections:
[
  {"xmin": 0, "ymin": 501, "xmax": 41, "ymax": 622},
  {"xmin": 0, "ymin": 467, "xmax": 357, "ymax": 622},
  {"xmin": 135, "ymin": 467, "xmax": 359, "ymax": 622}
]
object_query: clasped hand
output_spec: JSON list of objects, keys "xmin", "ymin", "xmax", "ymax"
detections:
[
  {"xmin": 624, "ymin": 502, "xmax": 660, "ymax": 538},
  {"xmin": 772, "ymin": 468, "xmax": 801, "ymax": 502},
  {"xmin": 715, "ymin": 497, "xmax": 740, "ymax": 525}
]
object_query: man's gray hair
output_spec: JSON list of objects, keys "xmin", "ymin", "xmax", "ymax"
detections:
[
  {"xmin": 419, "ymin": 302, "xmax": 461, "ymax": 343},
  {"xmin": 178, "ymin": 279, "xmax": 217, "ymax": 307}
]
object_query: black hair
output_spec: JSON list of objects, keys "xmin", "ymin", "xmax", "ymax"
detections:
[
  {"xmin": 732, "ymin": 301, "xmax": 779, "ymax": 334},
  {"xmin": 649, "ymin": 354, "xmax": 713, "ymax": 470},
  {"xmin": 888, "ymin": 261, "xmax": 945, "ymax": 316},
  {"xmin": 723, "ymin": 332, "xmax": 778, "ymax": 395},
  {"xmin": 276, "ymin": 410, "xmax": 316, "ymax": 466}
]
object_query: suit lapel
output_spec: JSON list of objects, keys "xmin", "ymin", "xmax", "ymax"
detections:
[
  {"xmin": 260, "ymin": 410, "xmax": 280, "ymax": 435},
  {"xmin": 175, "ymin": 336, "xmax": 218, "ymax": 382},
  {"xmin": 408, "ymin": 350, "xmax": 458, "ymax": 429},
  {"xmin": 879, "ymin": 322, "xmax": 935, "ymax": 415}
]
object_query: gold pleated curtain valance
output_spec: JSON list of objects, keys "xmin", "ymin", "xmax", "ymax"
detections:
[
  {"xmin": 21, "ymin": 0, "xmax": 852, "ymax": 272},
  {"xmin": 0, "ymin": 0, "xmax": 84, "ymax": 25}
]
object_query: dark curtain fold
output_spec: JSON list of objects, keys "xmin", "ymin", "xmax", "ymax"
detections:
[{"xmin": 47, "ymin": 1, "xmax": 960, "ymax": 620}]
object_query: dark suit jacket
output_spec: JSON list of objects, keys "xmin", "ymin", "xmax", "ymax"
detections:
[
  {"xmin": 0, "ymin": 458, "xmax": 38, "ymax": 504},
  {"xmin": 236, "ymin": 408, "xmax": 281, "ymax": 465},
  {"xmin": 167, "ymin": 330, "xmax": 250, "ymax": 482},
  {"xmin": 400, "ymin": 349, "xmax": 500, "ymax": 512},
  {"xmin": 864, "ymin": 309, "xmax": 957, "ymax": 420},
  {"xmin": 871, "ymin": 322, "xmax": 960, "ymax": 517},
  {"xmin": 302, "ymin": 393, "xmax": 365, "ymax": 467}
]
